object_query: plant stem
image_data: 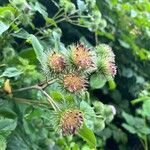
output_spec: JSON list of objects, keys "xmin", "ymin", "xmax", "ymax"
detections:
[
  {"xmin": 13, "ymin": 79, "xmax": 56, "ymax": 93},
  {"xmin": 95, "ymin": 31, "xmax": 98, "ymax": 45},
  {"xmin": 67, "ymin": 20, "xmax": 88, "ymax": 28},
  {"xmin": 40, "ymin": 90, "xmax": 60, "ymax": 111},
  {"xmin": 144, "ymin": 135, "xmax": 148, "ymax": 150},
  {"xmin": 131, "ymin": 97, "xmax": 150, "ymax": 105},
  {"xmin": 12, "ymin": 79, "xmax": 60, "ymax": 111},
  {"xmin": 143, "ymin": 117, "xmax": 148, "ymax": 150},
  {"xmin": 53, "ymin": 8, "xmax": 64, "ymax": 20},
  {"xmin": 12, "ymin": 97, "xmax": 49, "ymax": 108}
]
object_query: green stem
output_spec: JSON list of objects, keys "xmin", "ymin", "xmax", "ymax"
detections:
[
  {"xmin": 54, "ymin": 12, "xmax": 65, "ymax": 20},
  {"xmin": 69, "ymin": 15, "xmax": 91, "ymax": 19},
  {"xmin": 12, "ymin": 79, "xmax": 59, "ymax": 111},
  {"xmin": 143, "ymin": 117, "xmax": 148, "ymax": 150},
  {"xmin": 40, "ymin": 90, "xmax": 60, "ymax": 111},
  {"xmin": 67, "ymin": 20, "xmax": 88, "ymax": 28},
  {"xmin": 12, "ymin": 97, "xmax": 49, "ymax": 108},
  {"xmin": 144, "ymin": 135, "xmax": 148, "ymax": 150},
  {"xmin": 53, "ymin": 8, "xmax": 64, "ymax": 20},
  {"xmin": 131, "ymin": 97, "xmax": 150, "ymax": 105},
  {"xmin": 95, "ymin": 31, "xmax": 98, "ymax": 45}
]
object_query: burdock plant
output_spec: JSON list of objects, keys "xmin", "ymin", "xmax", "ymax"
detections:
[{"xmin": 13, "ymin": 40, "xmax": 117, "ymax": 147}]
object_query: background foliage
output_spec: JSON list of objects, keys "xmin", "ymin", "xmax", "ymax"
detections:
[{"xmin": 0, "ymin": 0, "xmax": 150, "ymax": 150}]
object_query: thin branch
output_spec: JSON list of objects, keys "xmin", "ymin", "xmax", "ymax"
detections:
[
  {"xmin": 40, "ymin": 90, "xmax": 60, "ymax": 111},
  {"xmin": 13, "ymin": 79, "xmax": 56, "ymax": 93},
  {"xmin": 13, "ymin": 85, "xmax": 38, "ymax": 92},
  {"xmin": 53, "ymin": 8, "xmax": 64, "ymax": 20},
  {"xmin": 12, "ymin": 79, "xmax": 60, "ymax": 111},
  {"xmin": 12, "ymin": 97, "xmax": 49, "ymax": 109}
]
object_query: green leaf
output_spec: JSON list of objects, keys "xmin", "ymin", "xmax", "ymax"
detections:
[
  {"xmin": 77, "ymin": 0, "xmax": 86, "ymax": 13},
  {"xmin": 50, "ymin": 91, "xmax": 63, "ymax": 101},
  {"xmin": 108, "ymin": 79, "xmax": 116, "ymax": 90},
  {"xmin": 0, "ymin": 118, "xmax": 17, "ymax": 131},
  {"xmin": 0, "ymin": 21, "xmax": 9, "ymax": 35},
  {"xmin": 122, "ymin": 68, "xmax": 133, "ymax": 78},
  {"xmin": 78, "ymin": 124, "xmax": 96, "ymax": 148},
  {"xmin": 122, "ymin": 123, "xmax": 136, "ymax": 134},
  {"xmin": 46, "ymin": 18, "xmax": 57, "ymax": 27},
  {"xmin": 0, "ymin": 67, "xmax": 22, "ymax": 78},
  {"xmin": 122, "ymin": 112, "xmax": 135, "ymax": 126},
  {"xmin": 12, "ymin": 28, "xmax": 30, "ymax": 39},
  {"xmin": 80, "ymin": 101, "xmax": 96, "ymax": 129},
  {"xmin": 118, "ymin": 39, "xmax": 130, "ymax": 49},
  {"xmin": 90, "ymin": 73, "xmax": 106, "ymax": 89},
  {"xmin": 0, "ymin": 108, "xmax": 17, "ymax": 119},
  {"xmin": 28, "ymin": 34, "xmax": 46, "ymax": 68},
  {"xmin": 143, "ymin": 99, "xmax": 150, "ymax": 117},
  {"xmin": 34, "ymin": 2, "xmax": 48, "ymax": 19}
]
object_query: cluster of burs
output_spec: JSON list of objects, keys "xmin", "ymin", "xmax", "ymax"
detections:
[
  {"xmin": 45, "ymin": 43, "xmax": 117, "ymax": 135},
  {"xmin": 46, "ymin": 43, "xmax": 117, "ymax": 94}
]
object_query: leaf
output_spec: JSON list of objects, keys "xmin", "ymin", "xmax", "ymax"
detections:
[
  {"xmin": 122, "ymin": 68, "xmax": 133, "ymax": 78},
  {"xmin": 122, "ymin": 123, "xmax": 136, "ymax": 134},
  {"xmin": 78, "ymin": 124, "xmax": 96, "ymax": 148},
  {"xmin": 118, "ymin": 39, "xmax": 130, "ymax": 49},
  {"xmin": 108, "ymin": 79, "xmax": 116, "ymax": 90},
  {"xmin": 143, "ymin": 99, "xmax": 150, "ymax": 117},
  {"xmin": 34, "ymin": 2, "xmax": 48, "ymax": 19},
  {"xmin": 122, "ymin": 112, "xmax": 135, "ymax": 126},
  {"xmin": 50, "ymin": 91, "xmax": 63, "ymax": 101},
  {"xmin": 0, "ymin": 21, "xmax": 9, "ymax": 35},
  {"xmin": 12, "ymin": 28, "xmax": 30, "ymax": 39},
  {"xmin": 0, "ymin": 108, "xmax": 17, "ymax": 119},
  {"xmin": 77, "ymin": 0, "xmax": 86, "ymax": 13},
  {"xmin": 0, "ymin": 67, "xmax": 22, "ymax": 78},
  {"xmin": 0, "ymin": 118, "xmax": 17, "ymax": 131},
  {"xmin": 46, "ymin": 18, "xmax": 57, "ymax": 27},
  {"xmin": 28, "ymin": 34, "xmax": 46, "ymax": 68},
  {"xmin": 90, "ymin": 73, "xmax": 106, "ymax": 89},
  {"xmin": 112, "ymin": 129, "xmax": 127, "ymax": 144}
]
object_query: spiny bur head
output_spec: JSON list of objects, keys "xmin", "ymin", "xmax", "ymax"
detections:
[
  {"xmin": 107, "ymin": 61, "xmax": 117, "ymax": 77},
  {"xmin": 48, "ymin": 52, "xmax": 65, "ymax": 72},
  {"xmin": 71, "ymin": 44, "xmax": 95, "ymax": 69},
  {"xmin": 60, "ymin": 109, "xmax": 84, "ymax": 135},
  {"xmin": 101, "ymin": 60, "xmax": 117, "ymax": 78},
  {"xmin": 97, "ymin": 59, "xmax": 117, "ymax": 80},
  {"xmin": 96, "ymin": 44, "xmax": 115, "ymax": 61},
  {"xmin": 63, "ymin": 73, "xmax": 88, "ymax": 93}
]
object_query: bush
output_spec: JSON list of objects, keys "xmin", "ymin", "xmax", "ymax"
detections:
[{"xmin": 0, "ymin": 0, "xmax": 150, "ymax": 150}]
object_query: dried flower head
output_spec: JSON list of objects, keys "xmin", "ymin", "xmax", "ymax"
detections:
[
  {"xmin": 71, "ymin": 44, "xmax": 95, "ymax": 69},
  {"xmin": 60, "ymin": 109, "xmax": 84, "ymax": 135},
  {"xmin": 48, "ymin": 52, "xmax": 65, "ymax": 72},
  {"xmin": 63, "ymin": 73, "xmax": 87, "ymax": 92}
]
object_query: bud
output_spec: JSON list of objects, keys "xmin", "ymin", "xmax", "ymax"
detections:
[
  {"xmin": 63, "ymin": 73, "xmax": 87, "ymax": 93},
  {"xmin": 4, "ymin": 79, "xmax": 12, "ymax": 94},
  {"xmin": 60, "ymin": 109, "xmax": 84, "ymax": 135},
  {"xmin": 48, "ymin": 52, "xmax": 65, "ymax": 72},
  {"xmin": 71, "ymin": 44, "xmax": 95, "ymax": 70}
]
